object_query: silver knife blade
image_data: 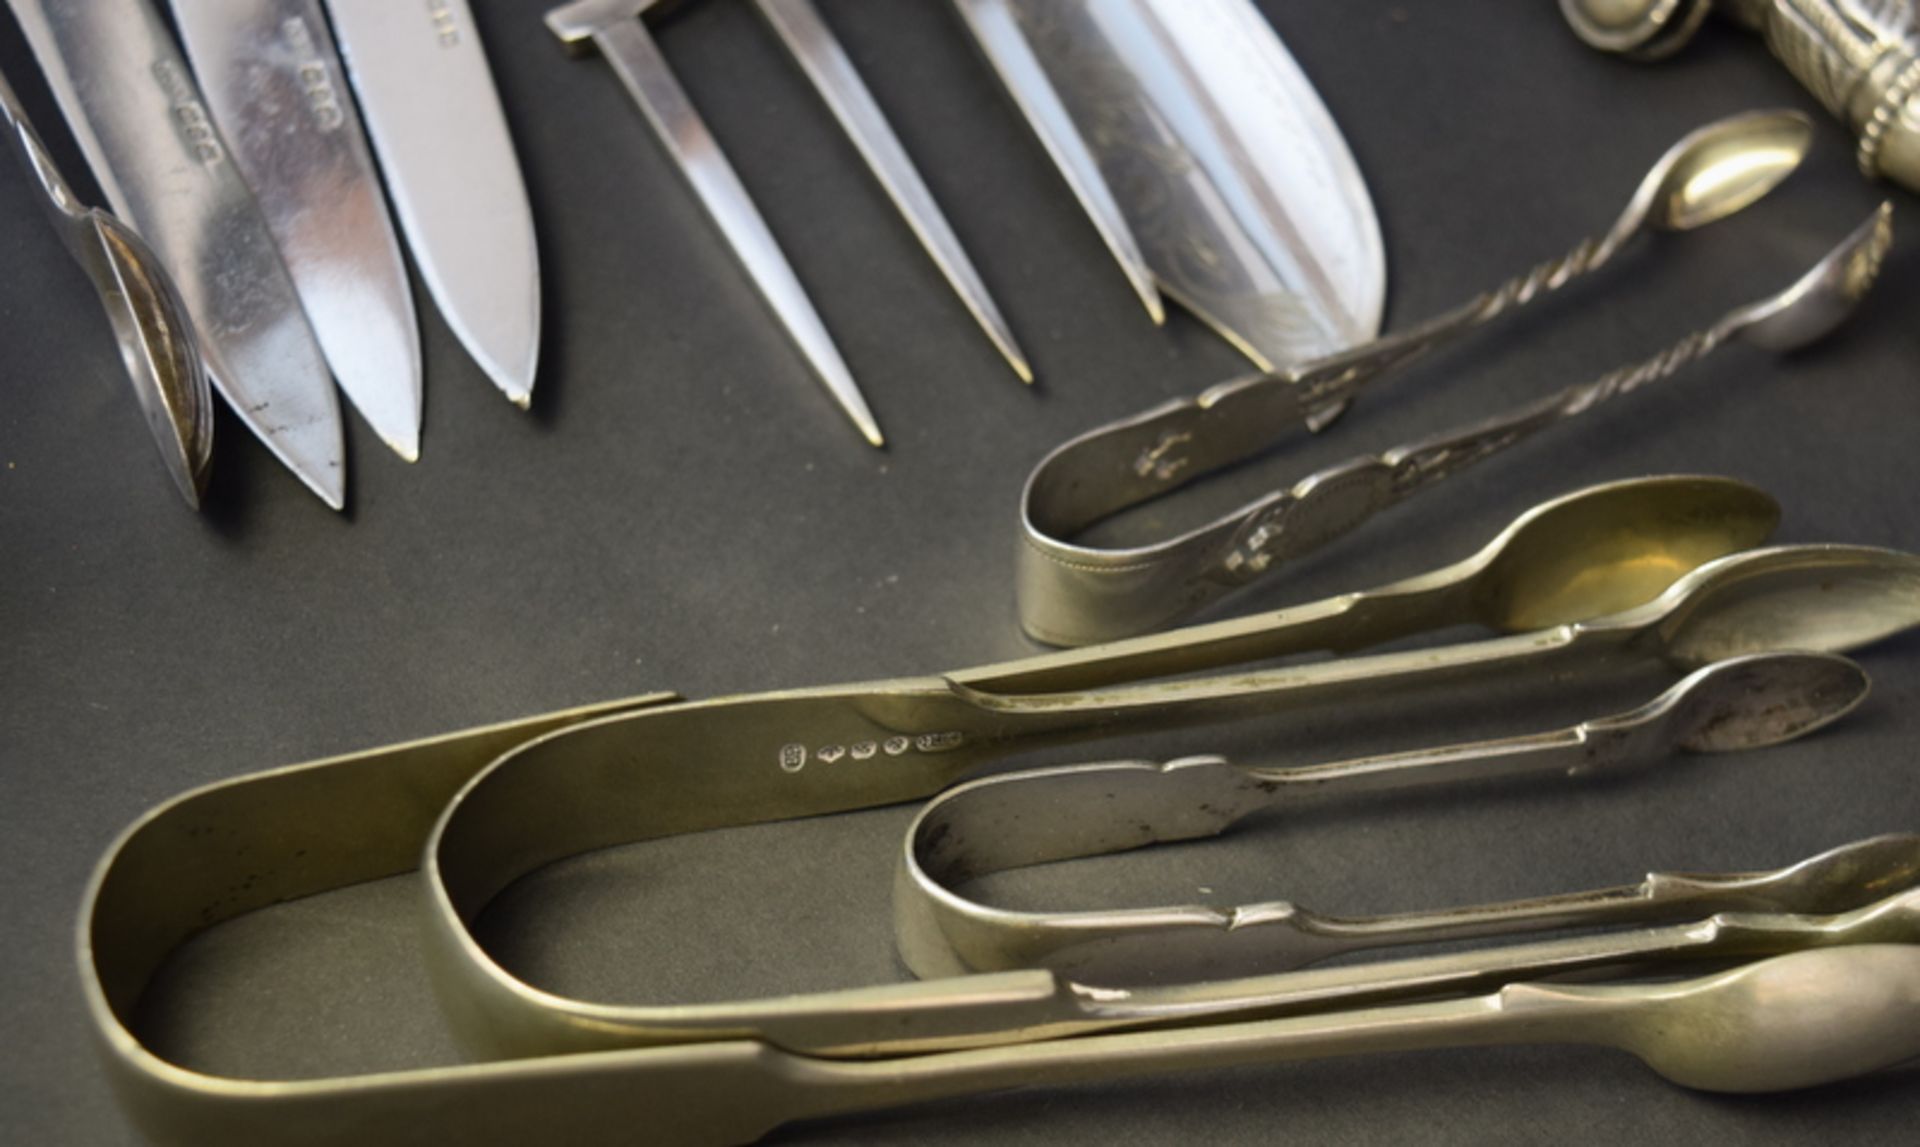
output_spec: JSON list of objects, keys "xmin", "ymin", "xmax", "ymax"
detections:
[
  {"xmin": 755, "ymin": 0, "xmax": 1033, "ymax": 384},
  {"xmin": 325, "ymin": 0, "xmax": 541, "ymax": 409},
  {"xmin": 9, "ymin": 0, "xmax": 348, "ymax": 509},
  {"xmin": 951, "ymin": 0, "xmax": 1165, "ymax": 326},
  {"xmin": 547, "ymin": 0, "xmax": 885, "ymax": 449},
  {"xmin": 1006, "ymin": 0, "xmax": 1386, "ymax": 370},
  {"xmin": 171, "ymin": 0, "xmax": 424, "ymax": 462}
]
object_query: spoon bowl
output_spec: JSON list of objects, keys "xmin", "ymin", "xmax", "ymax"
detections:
[
  {"xmin": 1656, "ymin": 651, "xmax": 1870, "ymax": 752},
  {"xmin": 85, "ymin": 210, "xmax": 214, "ymax": 506},
  {"xmin": 1466, "ymin": 475, "xmax": 1778, "ymax": 633},
  {"xmin": 1593, "ymin": 945, "xmax": 1920, "ymax": 1092},
  {"xmin": 1627, "ymin": 108, "xmax": 1813, "ymax": 234},
  {"xmin": 1649, "ymin": 544, "xmax": 1920, "ymax": 668},
  {"xmin": 1, "ymin": 70, "xmax": 213, "ymax": 507},
  {"xmin": 1731, "ymin": 201, "xmax": 1893, "ymax": 352}
]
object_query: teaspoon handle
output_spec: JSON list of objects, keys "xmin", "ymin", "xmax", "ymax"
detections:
[{"xmin": 0, "ymin": 68, "xmax": 90, "ymax": 245}]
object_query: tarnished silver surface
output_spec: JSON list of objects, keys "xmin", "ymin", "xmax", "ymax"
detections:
[
  {"xmin": 898, "ymin": 654, "xmax": 1872, "ymax": 983},
  {"xmin": 172, "ymin": 0, "xmax": 423, "ymax": 461},
  {"xmin": 76, "ymin": 520, "xmax": 1920, "ymax": 1141},
  {"xmin": 1001, "ymin": 0, "xmax": 1385, "ymax": 371},
  {"xmin": 1564, "ymin": 0, "xmax": 1920, "ymax": 193},
  {"xmin": 0, "ymin": 65, "xmax": 211, "ymax": 507},
  {"xmin": 82, "ymin": 749, "xmax": 1920, "ymax": 1147},
  {"xmin": 547, "ymin": 0, "xmax": 885, "ymax": 448},
  {"xmin": 78, "ymin": 697, "xmax": 1920, "ymax": 1145},
  {"xmin": 1018, "ymin": 201, "xmax": 1891, "ymax": 645},
  {"xmin": 951, "ymin": 0, "xmax": 1164, "ymax": 324},
  {"xmin": 413, "ymin": 540, "xmax": 1920, "ymax": 1063},
  {"xmin": 8, "ymin": 0, "xmax": 346, "ymax": 508},
  {"xmin": 328, "ymin": 0, "xmax": 541, "ymax": 410},
  {"xmin": 756, "ymin": 0, "xmax": 1032, "ymax": 384}
]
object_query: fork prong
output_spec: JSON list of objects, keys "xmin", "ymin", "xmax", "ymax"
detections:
[
  {"xmin": 758, "ymin": 0, "xmax": 1034, "ymax": 383},
  {"xmin": 548, "ymin": 3, "xmax": 886, "ymax": 447}
]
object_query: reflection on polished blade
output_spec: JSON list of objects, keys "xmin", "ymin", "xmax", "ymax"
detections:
[
  {"xmin": 328, "ymin": 0, "xmax": 542, "ymax": 409},
  {"xmin": 1005, "ymin": 0, "xmax": 1386, "ymax": 370},
  {"xmin": 11, "ymin": 0, "xmax": 347, "ymax": 508},
  {"xmin": 173, "ymin": 0, "xmax": 423, "ymax": 461}
]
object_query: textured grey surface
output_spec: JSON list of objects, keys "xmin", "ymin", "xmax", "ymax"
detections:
[{"xmin": 3, "ymin": 1, "xmax": 1920, "ymax": 1144}]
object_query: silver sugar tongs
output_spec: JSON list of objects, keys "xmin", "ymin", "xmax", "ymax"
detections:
[
  {"xmin": 898, "ymin": 652, "xmax": 1885, "ymax": 982},
  {"xmin": 1018, "ymin": 131, "xmax": 1886, "ymax": 647}
]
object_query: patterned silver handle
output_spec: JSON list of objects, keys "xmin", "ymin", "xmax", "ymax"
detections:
[{"xmin": 1573, "ymin": 0, "xmax": 1920, "ymax": 192}]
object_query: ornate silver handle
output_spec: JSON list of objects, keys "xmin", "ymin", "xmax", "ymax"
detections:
[{"xmin": 1568, "ymin": 0, "xmax": 1920, "ymax": 193}]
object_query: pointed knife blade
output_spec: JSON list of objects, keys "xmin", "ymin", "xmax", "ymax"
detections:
[
  {"xmin": 9, "ymin": 0, "xmax": 348, "ymax": 509},
  {"xmin": 1005, "ymin": 0, "xmax": 1386, "ymax": 371},
  {"xmin": 951, "ymin": 0, "xmax": 1165, "ymax": 326},
  {"xmin": 754, "ymin": 0, "xmax": 1033, "ymax": 384},
  {"xmin": 170, "ymin": 0, "xmax": 424, "ymax": 462},
  {"xmin": 547, "ymin": 0, "xmax": 885, "ymax": 449},
  {"xmin": 325, "ymin": 0, "xmax": 541, "ymax": 409}
]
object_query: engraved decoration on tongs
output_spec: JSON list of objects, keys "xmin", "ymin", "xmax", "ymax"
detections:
[{"xmin": 1019, "ymin": 196, "xmax": 1892, "ymax": 646}]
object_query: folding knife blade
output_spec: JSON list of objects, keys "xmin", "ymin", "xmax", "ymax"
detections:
[
  {"xmin": 952, "ymin": 0, "xmax": 1165, "ymax": 326},
  {"xmin": 172, "ymin": 0, "xmax": 423, "ymax": 461},
  {"xmin": 1005, "ymin": 0, "xmax": 1386, "ymax": 370},
  {"xmin": 10, "ymin": 0, "xmax": 347, "ymax": 508},
  {"xmin": 327, "ymin": 0, "xmax": 541, "ymax": 409}
]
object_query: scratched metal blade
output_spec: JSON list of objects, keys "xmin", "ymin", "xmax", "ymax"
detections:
[
  {"xmin": 10, "ymin": 0, "xmax": 348, "ymax": 508},
  {"xmin": 547, "ymin": 1, "xmax": 885, "ymax": 448},
  {"xmin": 756, "ymin": 0, "xmax": 1033, "ymax": 384},
  {"xmin": 327, "ymin": 0, "xmax": 541, "ymax": 408},
  {"xmin": 172, "ymin": 0, "xmax": 424, "ymax": 462},
  {"xmin": 1008, "ymin": 0, "xmax": 1386, "ymax": 369},
  {"xmin": 952, "ymin": 0, "xmax": 1164, "ymax": 325}
]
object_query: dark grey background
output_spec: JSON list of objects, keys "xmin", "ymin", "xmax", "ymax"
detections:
[{"xmin": 5, "ymin": 1, "xmax": 1919, "ymax": 1143}]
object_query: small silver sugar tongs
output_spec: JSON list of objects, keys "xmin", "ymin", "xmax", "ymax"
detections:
[
  {"xmin": 1019, "ymin": 122, "xmax": 1889, "ymax": 646},
  {"xmin": 898, "ymin": 652, "xmax": 1878, "ymax": 982}
]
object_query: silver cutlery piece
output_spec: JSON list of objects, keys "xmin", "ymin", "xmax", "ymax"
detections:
[
  {"xmin": 951, "ymin": 0, "xmax": 1165, "ymax": 324},
  {"xmin": 900, "ymin": 653, "xmax": 1871, "ymax": 982},
  {"xmin": 9, "ymin": 0, "xmax": 347, "ymax": 508},
  {"xmin": 756, "ymin": 0, "xmax": 1033, "ymax": 384},
  {"xmin": 975, "ymin": 0, "xmax": 1386, "ymax": 371},
  {"xmin": 411, "ymin": 538, "xmax": 1920, "ymax": 1064},
  {"xmin": 547, "ymin": 0, "xmax": 885, "ymax": 448},
  {"xmin": 1019, "ymin": 200, "xmax": 1891, "ymax": 644},
  {"xmin": 0, "ymin": 65, "xmax": 212, "ymax": 507},
  {"xmin": 171, "ymin": 0, "xmax": 423, "ymax": 461},
  {"xmin": 79, "ymin": 671, "xmax": 1920, "ymax": 1145},
  {"xmin": 327, "ymin": 0, "xmax": 542, "ymax": 410},
  {"xmin": 670, "ymin": 945, "xmax": 1920, "ymax": 1139},
  {"xmin": 1564, "ymin": 0, "xmax": 1920, "ymax": 195}
]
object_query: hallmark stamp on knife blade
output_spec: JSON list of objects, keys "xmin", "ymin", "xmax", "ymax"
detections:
[
  {"xmin": 428, "ymin": 0, "xmax": 462, "ymax": 48},
  {"xmin": 281, "ymin": 18, "xmax": 346, "ymax": 132},
  {"xmin": 151, "ymin": 60, "xmax": 224, "ymax": 166}
]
